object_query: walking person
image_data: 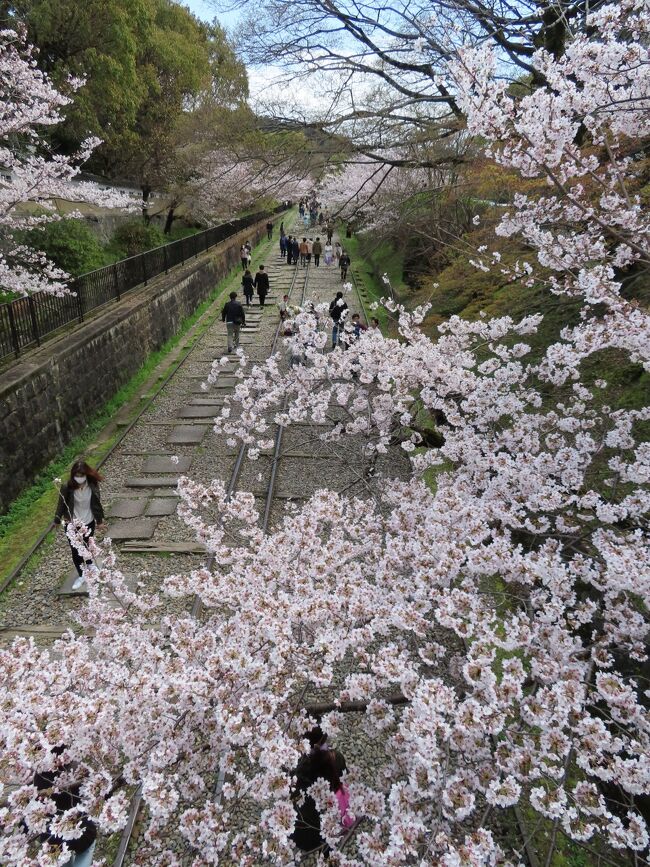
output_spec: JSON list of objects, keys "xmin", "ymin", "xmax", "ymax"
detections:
[
  {"xmin": 254, "ymin": 264, "xmax": 270, "ymax": 307},
  {"xmin": 245, "ymin": 242, "xmax": 252, "ymax": 269},
  {"xmin": 278, "ymin": 293, "xmax": 290, "ymax": 321},
  {"xmin": 54, "ymin": 461, "xmax": 106, "ymax": 590},
  {"xmin": 299, "ymin": 237, "xmax": 309, "ymax": 267},
  {"xmin": 34, "ymin": 753, "xmax": 99, "ymax": 867},
  {"xmin": 279, "ymin": 233, "xmax": 287, "ymax": 259},
  {"xmin": 291, "ymin": 726, "xmax": 353, "ymax": 854},
  {"xmin": 292, "ymin": 236, "xmax": 300, "ymax": 266},
  {"xmin": 324, "ymin": 241, "xmax": 333, "ymax": 265},
  {"xmin": 326, "ymin": 224, "xmax": 333, "ymax": 243},
  {"xmin": 240, "ymin": 243, "xmax": 248, "ymax": 271},
  {"xmin": 286, "ymin": 235, "xmax": 293, "ymax": 265},
  {"xmin": 222, "ymin": 291, "xmax": 245, "ymax": 353},
  {"xmin": 280, "ymin": 220, "xmax": 284, "ymax": 234},
  {"xmin": 306, "ymin": 238, "xmax": 313, "ymax": 265},
  {"xmin": 339, "ymin": 250, "xmax": 351, "ymax": 281},
  {"xmin": 242, "ymin": 269, "xmax": 255, "ymax": 306},
  {"xmin": 329, "ymin": 291, "xmax": 348, "ymax": 348},
  {"xmin": 266, "ymin": 220, "xmax": 274, "ymax": 240},
  {"xmin": 334, "ymin": 241, "xmax": 342, "ymax": 265},
  {"xmin": 312, "ymin": 237, "xmax": 322, "ymax": 267}
]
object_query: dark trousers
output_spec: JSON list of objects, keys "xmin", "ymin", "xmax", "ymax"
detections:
[
  {"xmin": 267, "ymin": 229, "xmax": 272, "ymax": 239},
  {"xmin": 241, "ymin": 258, "xmax": 247, "ymax": 270},
  {"xmin": 314, "ymin": 254, "xmax": 320, "ymax": 267},
  {"xmin": 341, "ymin": 267, "xmax": 348, "ymax": 280},
  {"xmin": 258, "ymin": 292, "xmax": 267, "ymax": 307},
  {"xmin": 300, "ymin": 254, "xmax": 306, "ymax": 266},
  {"xmin": 244, "ymin": 291, "xmax": 253, "ymax": 306},
  {"xmin": 68, "ymin": 521, "xmax": 95, "ymax": 576}
]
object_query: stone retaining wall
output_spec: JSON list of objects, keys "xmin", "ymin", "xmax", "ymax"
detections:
[{"xmin": 0, "ymin": 213, "xmax": 276, "ymax": 513}]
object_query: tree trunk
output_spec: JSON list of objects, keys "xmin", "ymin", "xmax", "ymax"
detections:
[
  {"xmin": 164, "ymin": 205, "xmax": 176, "ymax": 235},
  {"xmin": 141, "ymin": 184, "xmax": 151, "ymax": 225}
]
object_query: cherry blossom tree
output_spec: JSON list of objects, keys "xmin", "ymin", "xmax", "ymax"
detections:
[
  {"xmin": 188, "ymin": 149, "xmax": 313, "ymax": 222},
  {"xmin": 0, "ymin": 29, "xmax": 133, "ymax": 296},
  {"xmin": 1, "ymin": 2, "xmax": 649, "ymax": 865}
]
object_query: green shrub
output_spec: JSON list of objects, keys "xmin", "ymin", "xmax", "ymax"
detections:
[
  {"xmin": 110, "ymin": 221, "xmax": 166, "ymax": 258},
  {"xmin": 24, "ymin": 218, "xmax": 107, "ymax": 276}
]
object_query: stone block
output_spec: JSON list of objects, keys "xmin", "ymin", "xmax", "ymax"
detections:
[
  {"xmin": 179, "ymin": 405, "xmax": 221, "ymax": 419},
  {"xmin": 167, "ymin": 425, "xmax": 208, "ymax": 444},
  {"xmin": 108, "ymin": 499, "xmax": 147, "ymax": 519},
  {"xmin": 145, "ymin": 498, "xmax": 178, "ymax": 517},
  {"xmin": 143, "ymin": 455, "xmax": 192, "ymax": 473},
  {"xmin": 106, "ymin": 519, "xmax": 158, "ymax": 540}
]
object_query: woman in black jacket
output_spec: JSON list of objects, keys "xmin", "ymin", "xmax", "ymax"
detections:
[
  {"xmin": 54, "ymin": 460, "xmax": 106, "ymax": 589},
  {"xmin": 241, "ymin": 269, "xmax": 255, "ymax": 306}
]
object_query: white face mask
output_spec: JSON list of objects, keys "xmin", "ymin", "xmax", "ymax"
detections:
[{"xmin": 74, "ymin": 475, "xmax": 87, "ymax": 485}]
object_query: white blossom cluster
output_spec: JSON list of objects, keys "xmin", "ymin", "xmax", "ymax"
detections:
[
  {"xmin": 1, "ymin": 3, "xmax": 649, "ymax": 864},
  {"xmin": 0, "ymin": 30, "xmax": 133, "ymax": 296}
]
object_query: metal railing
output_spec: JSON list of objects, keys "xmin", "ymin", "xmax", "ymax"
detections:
[{"xmin": 0, "ymin": 205, "xmax": 288, "ymax": 362}]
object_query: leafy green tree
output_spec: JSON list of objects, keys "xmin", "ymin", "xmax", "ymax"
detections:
[
  {"xmin": 23, "ymin": 219, "xmax": 107, "ymax": 276},
  {"xmin": 109, "ymin": 220, "xmax": 166, "ymax": 257},
  {"xmin": 1, "ymin": 0, "xmax": 150, "ymax": 159}
]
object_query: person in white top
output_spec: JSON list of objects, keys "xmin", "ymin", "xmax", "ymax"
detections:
[
  {"xmin": 54, "ymin": 461, "xmax": 106, "ymax": 590},
  {"xmin": 324, "ymin": 243, "xmax": 333, "ymax": 265}
]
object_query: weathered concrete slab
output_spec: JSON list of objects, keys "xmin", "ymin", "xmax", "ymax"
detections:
[
  {"xmin": 179, "ymin": 405, "xmax": 221, "ymax": 419},
  {"xmin": 125, "ymin": 476, "xmax": 180, "ymax": 488},
  {"xmin": 145, "ymin": 498, "xmax": 178, "ymax": 517},
  {"xmin": 120, "ymin": 541, "xmax": 207, "ymax": 553},
  {"xmin": 108, "ymin": 499, "xmax": 147, "ymax": 519},
  {"xmin": 143, "ymin": 455, "xmax": 192, "ymax": 473},
  {"xmin": 107, "ymin": 519, "xmax": 158, "ymax": 540},
  {"xmin": 167, "ymin": 425, "xmax": 208, "ymax": 444},
  {"xmin": 189, "ymin": 398, "xmax": 226, "ymax": 406},
  {"xmin": 58, "ymin": 567, "xmax": 90, "ymax": 597}
]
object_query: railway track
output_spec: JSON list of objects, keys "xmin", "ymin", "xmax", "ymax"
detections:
[
  {"xmin": 111, "ymin": 223, "xmax": 321, "ymax": 865},
  {"xmin": 109, "ymin": 228, "xmax": 390, "ymax": 865}
]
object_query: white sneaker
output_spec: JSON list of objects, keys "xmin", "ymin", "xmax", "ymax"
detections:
[{"xmin": 72, "ymin": 575, "xmax": 86, "ymax": 591}]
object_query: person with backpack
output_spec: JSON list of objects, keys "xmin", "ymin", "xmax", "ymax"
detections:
[
  {"xmin": 254, "ymin": 264, "xmax": 270, "ymax": 307},
  {"xmin": 222, "ymin": 291, "xmax": 246, "ymax": 352},
  {"xmin": 339, "ymin": 251, "xmax": 351, "ymax": 281},
  {"xmin": 329, "ymin": 291, "xmax": 348, "ymax": 348},
  {"xmin": 55, "ymin": 461, "xmax": 106, "ymax": 590},
  {"xmin": 241, "ymin": 269, "xmax": 255, "ymax": 306},
  {"xmin": 312, "ymin": 237, "xmax": 323, "ymax": 267}
]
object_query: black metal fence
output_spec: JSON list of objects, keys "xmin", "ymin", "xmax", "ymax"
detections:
[{"xmin": 0, "ymin": 205, "xmax": 287, "ymax": 362}]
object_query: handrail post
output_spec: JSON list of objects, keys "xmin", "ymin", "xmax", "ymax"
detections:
[
  {"xmin": 142, "ymin": 253, "xmax": 148, "ymax": 286},
  {"xmin": 113, "ymin": 263, "xmax": 121, "ymax": 301},
  {"xmin": 27, "ymin": 294, "xmax": 40, "ymax": 346},
  {"xmin": 75, "ymin": 281, "xmax": 84, "ymax": 323},
  {"xmin": 7, "ymin": 302, "xmax": 20, "ymax": 357}
]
